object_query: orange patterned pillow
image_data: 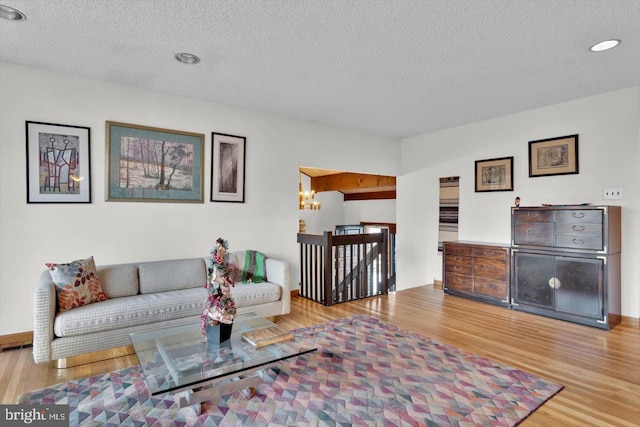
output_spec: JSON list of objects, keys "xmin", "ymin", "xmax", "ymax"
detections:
[{"xmin": 46, "ymin": 256, "xmax": 107, "ymax": 312}]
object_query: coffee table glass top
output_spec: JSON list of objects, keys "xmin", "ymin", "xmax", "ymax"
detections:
[{"xmin": 130, "ymin": 313, "xmax": 316, "ymax": 396}]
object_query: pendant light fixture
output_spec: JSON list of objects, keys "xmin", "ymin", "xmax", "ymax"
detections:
[{"xmin": 299, "ymin": 173, "xmax": 320, "ymax": 210}]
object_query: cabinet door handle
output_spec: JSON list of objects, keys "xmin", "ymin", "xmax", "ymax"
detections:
[
  {"xmin": 572, "ymin": 238, "xmax": 585, "ymax": 245},
  {"xmin": 527, "ymin": 229, "xmax": 540, "ymax": 236},
  {"xmin": 548, "ymin": 277, "xmax": 561, "ymax": 289},
  {"xmin": 572, "ymin": 225, "xmax": 585, "ymax": 231},
  {"xmin": 572, "ymin": 212, "xmax": 585, "ymax": 218}
]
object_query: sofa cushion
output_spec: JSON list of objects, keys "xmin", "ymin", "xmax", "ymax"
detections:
[
  {"xmin": 96, "ymin": 263, "xmax": 139, "ymax": 298},
  {"xmin": 45, "ymin": 256, "xmax": 107, "ymax": 312},
  {"xmin": 54, "ymin": 287, "xmax": 205, "ymax": 337},
  {"xmin": 53, "ymin": 282, "xmax": 282, "ymax": 337},
  {"xmin": 231, "ymin": 281, "xmax": 281, "ymax": 307},
  {"xmin": 138, "ymin": 258, "xmax": 205, "ymax": 294}
]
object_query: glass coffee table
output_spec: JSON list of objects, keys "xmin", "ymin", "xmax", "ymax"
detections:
[{"xmin": 130, "ymin": 313, "xmax": 316, "ymax": 408}]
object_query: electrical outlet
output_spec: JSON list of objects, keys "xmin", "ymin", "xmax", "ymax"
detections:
[{"xmin": 603, "ymin": 188, "xmax": 623, "ymax": 200}]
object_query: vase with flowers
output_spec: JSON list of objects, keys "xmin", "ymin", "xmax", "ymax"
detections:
[{"xmin": 201, "ymin": 237, "xmax": 236, "ymax": 344}]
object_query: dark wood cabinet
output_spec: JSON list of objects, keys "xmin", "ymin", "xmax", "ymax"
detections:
[
  {"xmin": 443, "ymin": 241, "xmax": 510, "ymax": 306},
  {"xmin": 511, "ymin": 205, "xmax": 621, "ymax": 329}
]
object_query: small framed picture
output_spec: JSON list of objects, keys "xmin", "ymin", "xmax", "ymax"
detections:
[
  {"xmin": 105, "ymin": 121, "xmax": 204, "ymax": 203},
  {"xmin": 211, "ymin": 133, "xmax": 246, "ymax": 203},
  {"xmin": 26, "ymin": 121, "xmax": 92, "ymax": 203},
  {"xmin": 529, "ymin": 134, "xmax": 579, "ymax": 177},
  {"xmin": 475, "ymin": 156, "xmax": 514, "ymax": 192}
]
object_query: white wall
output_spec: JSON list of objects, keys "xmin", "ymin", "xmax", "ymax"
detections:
[
  {"xmin": 2, "ymin": 62, "xmax": 637, "ymax": 336},
  {"xmin": 0, "ymin": 62, "xmax": 400, "ymax": 335},
  {"xmin": 299, "ymin": 191, "xmax": 345, "ymax": 235},
  {"xmin": 344, "ymin": 199, "xmax": 396, "ymax": 225},
  {"xmin": 397, "ymin": 86, "xmax": 640, "ymax": 318}
]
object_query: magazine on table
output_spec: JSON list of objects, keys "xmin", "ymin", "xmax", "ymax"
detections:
[{"xmin": 241, "ymin": 326, "xmax": 294, "ymax": 348}]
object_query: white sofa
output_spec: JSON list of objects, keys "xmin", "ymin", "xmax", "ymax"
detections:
[{"xmin": 33, "ymin": 254, "xmax": 291, "ymax": 364}]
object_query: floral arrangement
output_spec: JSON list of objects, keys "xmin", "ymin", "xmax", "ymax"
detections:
[{"xmin": 201, "ymin": 237, "xmax": 236, "ymax": 334}]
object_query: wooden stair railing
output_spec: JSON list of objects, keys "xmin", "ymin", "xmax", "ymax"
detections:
[{"xmin": 297, "ymin": 230, "xmax": 389, "ymax": 306}]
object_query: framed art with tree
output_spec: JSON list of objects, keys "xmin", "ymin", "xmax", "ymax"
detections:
[{"xmin": 105, "ymin": 121, "xmax": 204, "ymax": 203}]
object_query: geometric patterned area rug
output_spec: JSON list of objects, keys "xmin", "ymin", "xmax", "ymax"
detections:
[{"xmin": 19, "ymin": 315, "xmax": 562, "ymax": 426}]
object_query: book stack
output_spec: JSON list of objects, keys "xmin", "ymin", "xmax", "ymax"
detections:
[{"xmin": 241, "ymin": 326, "xmax": 294, "ymax": 348}]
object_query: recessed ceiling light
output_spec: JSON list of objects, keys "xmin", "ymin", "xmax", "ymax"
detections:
[
  {"xmin": 174, "ymin": 53, "xmax": 200, "ymax": 65},
  {"xmin": 0, "ymin": 4, "xmax": 27, "ymax": 21},
  {"xmin": 590, "ymin": 39, "xmax": 620, "ymax": 52}
]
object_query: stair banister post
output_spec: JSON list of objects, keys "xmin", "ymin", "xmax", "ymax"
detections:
[
  {"xmin": 381, "ymin": 228, "xmax": 389, "ymax": 294},
  {"xmin": 323, "ymin": 231, "xmax": 334, "ymax": 306}
]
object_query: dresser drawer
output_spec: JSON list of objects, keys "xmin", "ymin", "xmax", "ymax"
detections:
[
  {"xmin": 472, "ymin": 247, "xmax": 508, "ymax": 262},
  {"xmin": 474, "ymin": 278, "xmax": 508, "ymax": 300},
  {"xmin": 513, "ymin": 209, "xmax": 554, "ymax": 223},
  {"xmin": 513, "ymin": 222, "xmax": 554, "ymax": 246},
  {"xmin": 473, "ymin": 257, "xmax": 507, "ymax": 280},
  {"xmin": 555, "ymin": 210, "xmax": 602, "ymax": 224},
  {"xmin": 444, "ymin": 244, "xmax": 472, "ymax": 256},
  {"xmin": 445, "ymin": 273, "xmax": 472, "ymax": 293},
  {"xmin": 445, "ymin": 255, "xmax": 472, "ymax": 275},
  {"xmin": 442, "ymin": 241, "xmax": 510, "ymax": 306},
  {"xmin": 555, "ymin": 222, "xmax": 602, "ymax": 236},
  {"xmin": 555, "ymin": 235, "xmax": 603, "ymax": 251}
]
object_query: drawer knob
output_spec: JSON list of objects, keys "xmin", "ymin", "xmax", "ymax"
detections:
[
  {"xmin": 572, "ymin": 238, "xmax": 585, "ymax": 245},
  {"xmin": 484, "ymin": 250, "xmax": 495, "ymax": 256},
  {"xmin": 572, "ymin": 212, "xmax": 585, "ymax": 218},
  {"xmin": 527, "ymin": 229, "xmax": 540, "ymax": 236},
  {"xmin": 572, "ymin": 225, "xmax": 585, "ymax": 231},
  {"xmin": 527, "ymin": 212, "xmax": 539, "ymax": 218},
  {"xmin": 454, "ymin": 266, "xmax": 463, "ymax": 271},
  {"xmin": 454, "ymin": 256, "xmax": 463, "ymax": 261},
  {"xmin": 548, "ymin": 277, "xmax": 561, "ymax": 289},
  {"xmin": 482, "ymin": 264, "xmax": 495, "ymax": 270}
]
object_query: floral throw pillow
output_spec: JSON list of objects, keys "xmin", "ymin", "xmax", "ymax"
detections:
[{"xmin": 46, "ymin": 256, "xmax": 107, "ymax": 312}]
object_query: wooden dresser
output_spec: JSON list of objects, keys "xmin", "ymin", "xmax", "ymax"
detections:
[
  {"xmin": 442, "ymin": 241, "xmax": 510, "ymax": 307},
  {"xmin": 511, "ymin": 205, "xmax": 621, "ymax": 329}
]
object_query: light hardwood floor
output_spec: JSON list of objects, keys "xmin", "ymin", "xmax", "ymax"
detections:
[{"xmin": 1, "ymin": 285, "xmax": 638, "ymax": 426}]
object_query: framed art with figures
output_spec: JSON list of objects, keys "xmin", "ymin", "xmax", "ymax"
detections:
[
  {"xmin": 26, "ymin": 121, "xmax": 91, "ymax": 203},
  {"xmin": 475, "ymin": 156, "xmax": 513, "ymax": 192},
  {"xmin": 529, "ymin": 134, "xmax": 579, "ymax": 177}
]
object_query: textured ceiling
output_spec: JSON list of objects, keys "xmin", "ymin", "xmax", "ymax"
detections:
[{"xmin": 1, "ymin": 0, "xmax": 638, "ymax": 138}]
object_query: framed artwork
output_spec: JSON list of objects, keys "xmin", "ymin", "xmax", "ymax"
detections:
[
  {"xmin": 475, "ymin": 156, "xmax": 514, "ymax": 192},
  {"xmin": 26, "ymin": 121, "xmax": 91, "ymax": 203},
  {"xmin": 105, "ymin": 121, "xmax": 204, "ymax": 202},
  {"xmin": 529, "ymin": 134, "xmax": 579, "ymax": 177},
  {"xmin": 211, "ymin": 133, "xmax": 246, "ymax": 203}
]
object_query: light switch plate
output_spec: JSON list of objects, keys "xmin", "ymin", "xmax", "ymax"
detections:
[{"xmin": 603, "ymin": 188, "xmax": 623, "ymax": 199}]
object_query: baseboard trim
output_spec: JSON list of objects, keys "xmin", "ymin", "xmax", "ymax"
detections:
[
  {"xmin": 622, "ymin": 315, "xmax": 639, "ymax": 328},
  {"xmin": 0, "ymin": 331, "xmax": 33, "ymax": 350},
  {"xmin": 291, "ymin": 289, "xmax": 299, "ymax": 297}
]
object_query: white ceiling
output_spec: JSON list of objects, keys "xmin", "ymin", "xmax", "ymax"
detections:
[{"xmin": 1, "ymin": 0, "xmax": 638, "ymax": 138}]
